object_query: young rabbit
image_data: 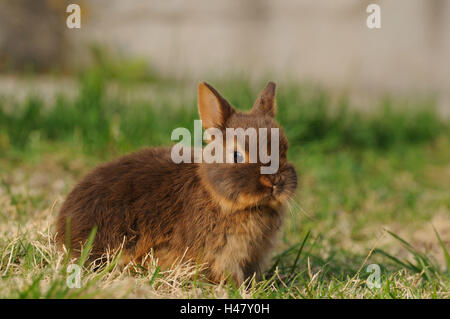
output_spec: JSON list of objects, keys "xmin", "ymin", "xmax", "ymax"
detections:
[{"xmin": 56, "ymin": 82, "xmax": 298, "ymax": 284}]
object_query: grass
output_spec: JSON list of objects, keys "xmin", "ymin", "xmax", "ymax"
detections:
[{"xmin": 0, "ymin": 63, "xmax": 449, "ymax": 298}]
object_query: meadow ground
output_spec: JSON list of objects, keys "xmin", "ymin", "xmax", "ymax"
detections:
[{"xmin": 0, "ymin": 64, "xmax": 449, "ymax": 298}]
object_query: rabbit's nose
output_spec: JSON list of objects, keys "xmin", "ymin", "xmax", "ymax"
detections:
[
  {"xmin": 259, "ymin": 176, "xmax": 273, "ymax": 189},
  {"xmin": 260, "ymin": 175, "xmax": 281, "ymax": 193}
]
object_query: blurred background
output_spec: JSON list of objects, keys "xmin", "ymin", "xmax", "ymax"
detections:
[
  {"xmin": 0, "ymin": 0, "xmax": 450, "ymax": 114},
  {"xmin": 0, "ymin": 0, "xmax": 449, "ymax": 298}
]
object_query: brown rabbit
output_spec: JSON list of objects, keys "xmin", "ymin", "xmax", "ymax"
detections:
[{"xmin": 56, "ymin": 81, "xmax": 298, "ymax": 284}]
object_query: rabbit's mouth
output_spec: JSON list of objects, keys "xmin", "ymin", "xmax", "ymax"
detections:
[
  {"xmin": 260, "ymin": 164, "xmax": 298, "ymax": 204},
  {"xmin": 198, "ymin": 162, "xmax": 298, "ymax": 211},
  {"xmin": 264, "ymin": 186, "xmax": 296, "ymax": 208},
  {"xmin": 247, "ymin": 178, "xmax": 297, "ymax": 209}
]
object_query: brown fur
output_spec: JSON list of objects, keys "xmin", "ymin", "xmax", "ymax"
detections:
[{"xmin": 56, "ymin": 81, "xmax": 298, "ymax": 284}]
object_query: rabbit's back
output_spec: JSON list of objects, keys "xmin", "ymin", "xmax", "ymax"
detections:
[{"xmin": 56, "ymin": 147, "xmax": 202, "ymax": 260}]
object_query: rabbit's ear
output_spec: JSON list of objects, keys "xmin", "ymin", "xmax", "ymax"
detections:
[
  {"xmin": 198, "ymin": 82, "xmax": 235, "ymax": 129},
  {"xmin": 251, "ymin": 82, "xmax": 276, "ymax": 117}
]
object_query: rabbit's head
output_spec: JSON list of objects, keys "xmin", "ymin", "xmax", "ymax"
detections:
[{"xmin": 197, "ymin": 82, "xmax": 298, "ymax": 211}]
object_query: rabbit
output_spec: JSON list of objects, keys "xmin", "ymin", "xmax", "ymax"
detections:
[{"xmin": 56, "ymin": 81, "xmax": 298, "ymax": 284}]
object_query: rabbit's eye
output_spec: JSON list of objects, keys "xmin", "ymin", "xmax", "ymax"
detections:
[{"xmin": 233, "ymin": 151, "xmax": 244, "ymax": 163}]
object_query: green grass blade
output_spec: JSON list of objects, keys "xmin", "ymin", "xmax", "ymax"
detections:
[{"xmin": 433, "ymin": 226, "xmax": 450, "ymax": 273}]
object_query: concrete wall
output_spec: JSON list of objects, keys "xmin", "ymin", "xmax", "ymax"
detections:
[
  {"xmin": 74, "ymin": 0, "xmax": 449, "ymax": 105},
  {"xmin": 1, "ymin": 0, "xmax": 449, "ymax": 111}
]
